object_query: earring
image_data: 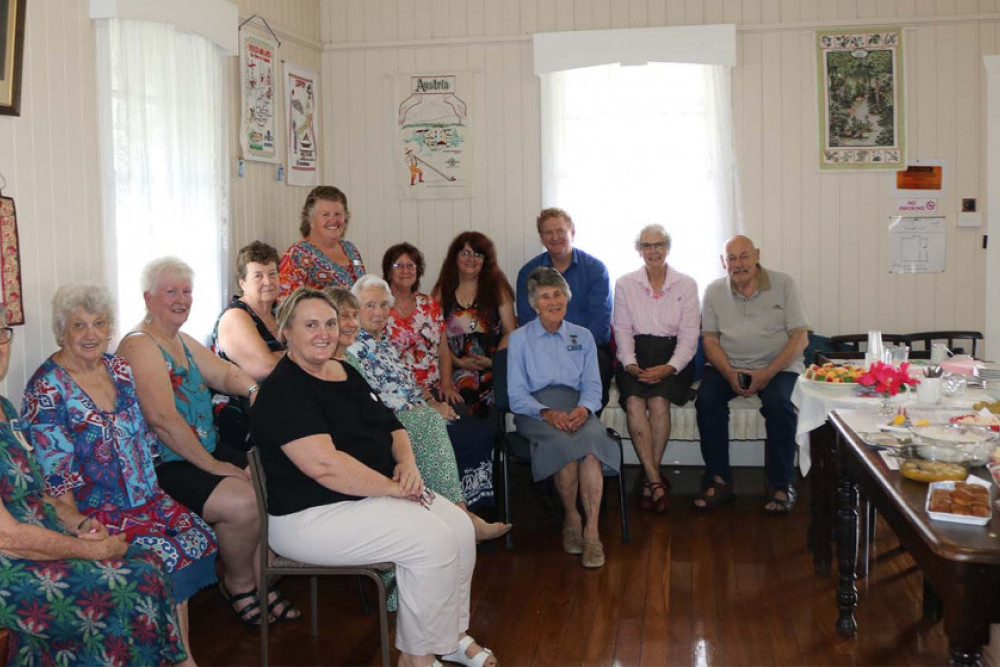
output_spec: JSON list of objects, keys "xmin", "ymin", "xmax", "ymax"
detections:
[{"xmin": 143, "ymin": 311, "xmax": 153, "ymax": 325}]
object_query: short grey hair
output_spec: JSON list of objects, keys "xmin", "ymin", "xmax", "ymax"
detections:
[
  {"xmin": 141, "ymin": 257, "xmax": 195, "ymax": 293},
  {"xmin": 634, "ymin": 224, "xmax": 671, "ymax": 252},
  {"xmin": 351, "ymin": 274, "xmax": 394, "ymax": 308},
  {"xmin": 52, "ymin": 285, "xmax": 116, "ymax": 344},
  {"xmin": 526, "ymin": 266, "xmax": 572, "ymax": 310}
]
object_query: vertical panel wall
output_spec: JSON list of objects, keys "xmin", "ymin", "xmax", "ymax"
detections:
[
  {"xmin": 0, "ymin": 0, "xmax": 323, "ymax": 402},
  {"xmin": 321, "ymin": 0, "xmax": 998, "ymax": 343}
]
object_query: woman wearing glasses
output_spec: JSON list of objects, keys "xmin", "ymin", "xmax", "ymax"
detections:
[
  {"xmin": 613, "ymin": 224, "xmax": 700, "ymax": 513},
  {"xmin": 431, "ymin": 232, "xmax": 516, "ymax": 420}
]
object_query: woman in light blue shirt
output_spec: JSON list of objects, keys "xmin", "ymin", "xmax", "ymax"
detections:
[{"xmin": 507, "ymin": 267, "xmax": 619, "ymax": 569}]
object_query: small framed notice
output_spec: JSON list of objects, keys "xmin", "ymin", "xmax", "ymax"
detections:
[{"xmin": 891, "ymin": 159, "xmax": 946, "ymax": 199}]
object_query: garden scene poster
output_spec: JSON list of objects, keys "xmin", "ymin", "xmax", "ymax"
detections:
[{"xmin": 817, "ymin": 28, "xmax": 903, "ymax": 170}]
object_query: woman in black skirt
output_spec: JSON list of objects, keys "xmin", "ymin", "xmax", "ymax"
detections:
[{"xmin": 612, "ymin": 225, "xmax": 700, "ymax": 512}]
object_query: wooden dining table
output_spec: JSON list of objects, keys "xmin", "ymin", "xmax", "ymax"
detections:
[{"xmin": 828, "ymin": 410, "xmax": 1000, "ymax": 666}]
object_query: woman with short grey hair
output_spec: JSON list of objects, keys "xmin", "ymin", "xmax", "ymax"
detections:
[
  {"xmin": 614, "ymin": 224, "xmax": 699, "ymax": 513},
  {"xmin": 24, "ymin": 283, "xmax": 219, "ymax": 665},
  {"xmin": 117, "ymin": 257, "xmax": 301, "ymax": 626},
  {"xmin": 507, "ymin": 266, "xmax": 619, "ymax": 568}
]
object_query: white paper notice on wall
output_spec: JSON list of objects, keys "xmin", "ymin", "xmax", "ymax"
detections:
[
  {"xmin": 888, "ymin": 216, "xmax": 946, "ymax": 273},
  {"xmin": 895, "ymin": 198, "xmax": 937, "ymax": 214}
]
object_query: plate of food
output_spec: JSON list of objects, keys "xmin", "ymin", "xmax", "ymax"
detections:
[
  {"xmin": 949, "ymin": 413, "xmax": 1000, "ymax": 432},
  {"xmin": 900, "ymin": 458, "xmax": 970, "ymax": 483},
  {"xmin": 925, "ymin": 478, "xmax": 993, "ymax": 526},
  {"xmin": 858, "ymin": 431, "xmax": 909, "ymax": 448},
  {"xmin": 801, "ymin": 363, "xmax": 864, "ymax": 393}
]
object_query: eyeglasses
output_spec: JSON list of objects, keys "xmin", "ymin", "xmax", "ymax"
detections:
[
  {"xmin": 0, "ymin": 328, "xmax": 13, "ymax": 344},
  {"xmin": 391, "ymin": 262, "xmax": 417, "ymax": 270},
  {"xmin": 639, "ymin": 242, "xmax": 667, "ymax": 251},
  {"xmin": 459, "ymin": 249, "xmax": 485, "ymax": 260}
]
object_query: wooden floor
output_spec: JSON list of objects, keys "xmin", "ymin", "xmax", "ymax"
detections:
[{"xmin": 189, "ymin": 465, "xmax": 1000, "ymax": 666}]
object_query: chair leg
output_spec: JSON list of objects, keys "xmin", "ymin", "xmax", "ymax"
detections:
[
  {"xmin": 502, "ymin": 449, "xmax": 514, "ymax": 550},
  {"xmin": 310, "ymin": 576, "xmax": 319, "ymax": 637},
  {"xmin": 260, "ymin": 573, "xmax": 270, "ymax": 667},
  {"xmin": 365, "ymin": 571, "xmax": 392, "ymax": 667},
  {"xmin": 356, "ymin": 574, "xmax": 371, "ymax": 615},
  {"xmin": 618, "ymin": 471, "xmax": 631, "ymax": 543}
]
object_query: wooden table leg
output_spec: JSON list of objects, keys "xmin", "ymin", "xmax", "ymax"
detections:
[
  {"xmin": 923, "ymin": 577, "xmax": 943, "ymax": 622},
  {"xmin": 809, "ymin": 423, "xmax": 836, "ymax": 576},
  {"xmin": 836, "ymin": 465, "xmax": 859, "ymax": 636}
]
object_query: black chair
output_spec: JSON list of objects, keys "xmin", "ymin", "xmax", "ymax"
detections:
[
  {"xmin": 827, "ymin": 333, "xmax": 906, "ymax": 353},
  {"xmin": 904, "ymin": 330, "xmax": 984, "ymax": 359},
  {"xmin": 493, "ymin": 348, "xmax": 630, "ymax": 550},
  {"xmin": 247, "ymin": 448, "xmax": 394, "ymax": 667}
]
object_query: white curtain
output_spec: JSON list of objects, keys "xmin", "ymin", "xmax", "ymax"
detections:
[
  {"xmin": 540, "ymin": 61, "xmax": 740, "ymax": 295},
  {"xmin": 95, "ymin": 19, "xmax": 229, "ymax": 344}
]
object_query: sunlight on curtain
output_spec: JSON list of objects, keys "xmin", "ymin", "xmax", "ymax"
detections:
[
  {"xmin": 96, "ymin": 19, "xmax": 228, "ymax": 344},
  {"xmin": 541, "ymin": 62, "xmax": 739, "ymax": 295}
]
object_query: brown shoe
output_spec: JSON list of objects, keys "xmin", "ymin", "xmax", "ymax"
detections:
[
  {"xmin": 562, "ymin": 526, "xmax": 584, "ymax": 555},
  {"xmin": 582, "ymin": 540, "xmax": 605, "ymax": 568}
]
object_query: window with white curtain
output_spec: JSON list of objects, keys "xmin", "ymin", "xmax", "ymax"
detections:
[
  {"xmin": 537, "ymin": 25, "xmax": 740, "ymax": 295},
  {"xmin": 95, "ymin": 19, "xmax": 228, "ymax": 343}
]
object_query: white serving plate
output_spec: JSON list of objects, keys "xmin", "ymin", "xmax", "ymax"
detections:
[
  {"xmin": 802, "ymin": 378, "xmax": 860, "ymax": 394},
  {"xmin": 925, "ymin": 477, "xmax": 993, "ymax": 526}
]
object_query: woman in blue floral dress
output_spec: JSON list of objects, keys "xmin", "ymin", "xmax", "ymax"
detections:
[
  {"xmin": 0, "ymin": 320, "xmax": 187, "ymax": 666},
  {"xmin": 23, "ymin": 285, "xmax": 218, "ymax": 664}
]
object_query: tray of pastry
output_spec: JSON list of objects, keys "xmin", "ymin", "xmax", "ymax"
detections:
[{"xmin": 925, "ymin": 477, "xmax": 993, "ymax": 526}]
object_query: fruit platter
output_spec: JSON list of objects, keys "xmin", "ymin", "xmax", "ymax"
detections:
[{"xmin": 801, "ymin": 363, "xmax": 865, "ymax": 392}]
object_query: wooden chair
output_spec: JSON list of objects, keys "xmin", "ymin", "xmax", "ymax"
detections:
[
  {"xmin": 247, "ymin": 448, "xmax": 394, "ymax": 667},
  {"xmin": 904, "ymin": 331, "xmax": 984, "ymax": 359},
  {"xmin": 493, "ymin": 348, "xmax": 630, "ymax": 550}
]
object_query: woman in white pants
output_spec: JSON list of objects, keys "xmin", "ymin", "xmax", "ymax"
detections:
[{"xmin": 250, "ymin": 287, "xmax": 498, "ymax": 667}]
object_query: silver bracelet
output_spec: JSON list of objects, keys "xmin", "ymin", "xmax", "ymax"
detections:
[{"xmin": 247, "ymin": 384, "xmax": 260, "ymax": 398}]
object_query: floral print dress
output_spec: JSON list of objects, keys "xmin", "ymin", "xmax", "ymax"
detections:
[
  {"xmin": 0, "ymin": 397, "xmax": 186, "ymax": 666},
  {"xmin": 278, "ymin": 239, "xmax": 366, "ymax": 298},
  {"xmin": 385, "ymin": 293, "xmax": 445, "ymax": 393},
  {"xmin": 23, "ymin": 354, "xmax": 218, "ymax": 603}
]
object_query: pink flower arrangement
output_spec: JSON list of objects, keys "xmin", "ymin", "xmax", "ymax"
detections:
[{"xmin": 857, "ymin": 361, "xmax": 920, "ymax": 396}]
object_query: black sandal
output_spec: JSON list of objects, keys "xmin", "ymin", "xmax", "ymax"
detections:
[
  {"xmin": 692, "ymin": 479, "xmax": 734, "ymax": 512},
  {"xmin": 266, "ymin": 585, "xmax": 301, "ymax": 623},
  {"xmin": 763, "ymin": 487, "xmax": 797, "ymax": 516},
  {"xmin": 219, "ymin": 582, "xmax": 265, "ymax": 626}
]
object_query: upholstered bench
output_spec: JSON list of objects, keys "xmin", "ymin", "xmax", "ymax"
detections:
[{"xmin": 600, "ymin": 382, "xmax": 768, "ymax": 443}]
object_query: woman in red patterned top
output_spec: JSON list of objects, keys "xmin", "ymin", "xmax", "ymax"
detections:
[{"xmin": 279, "ymin": 186, "xmax": 366, "ymax": 297}]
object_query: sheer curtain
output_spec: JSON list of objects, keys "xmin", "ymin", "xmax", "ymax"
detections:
[
  {"xmin": 95, "ymin": 19, "xmax": 229, "ymax": 343},
  {"xmin": 537, "ymin": 27, "xmax": 740, "ymax": 295}
]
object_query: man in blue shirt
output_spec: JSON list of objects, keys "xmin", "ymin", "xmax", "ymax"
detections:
[{"xmin": 516, "ymin": 208, "xmax": 613, "ymax": 407}]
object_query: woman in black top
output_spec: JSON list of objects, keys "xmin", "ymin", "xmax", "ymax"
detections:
[
  {"xmin": 250, "ymin": 288, "xmax": 498, "ymax": 667},
  {"xmin": 212, "ymin": 241, "xmax": 285, "ymax": 450}
]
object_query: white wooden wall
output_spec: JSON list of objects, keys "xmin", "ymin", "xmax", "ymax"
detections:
[
  {"xmin": 0, "ymin": 0, "xmax": 323, "ymax": 402},
  {"xmin": 320, "ymin": 0, "xmax": 999, "ymax": 346}
]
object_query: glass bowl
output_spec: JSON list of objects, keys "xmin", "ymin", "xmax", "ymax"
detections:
[{"xmin": 909, "ymin": 423, "xmax": 998, "ymax": 467}]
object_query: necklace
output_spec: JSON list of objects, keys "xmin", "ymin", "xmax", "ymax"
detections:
[{"xmin": 394, "ymin": 295, "xmax": 417, "ymax": 319}]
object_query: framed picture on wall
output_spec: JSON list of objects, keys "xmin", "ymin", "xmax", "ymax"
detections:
[
  {"xmin": 817, "ymin": 28, "xmax": 904, "ymax": 170},
  {"xmin": 0, "ymin": 0, "xmax": 26, "ymax": 116},
  {"xmin": 0, "ymin": 190, "xmax": 24, "ymax": 325}
]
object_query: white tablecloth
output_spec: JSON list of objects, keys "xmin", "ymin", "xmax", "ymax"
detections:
[{"xmin": 791, "ymin": 378, "xmax": 991, "ymax": 475}]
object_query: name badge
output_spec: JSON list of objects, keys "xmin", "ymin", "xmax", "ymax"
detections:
[{"xmin": 567, "ymin": 344, "xmax": 583, "ymax": 352}]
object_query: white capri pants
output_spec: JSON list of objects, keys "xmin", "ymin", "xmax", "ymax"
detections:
[{"xmin": 269, "ymin": 494, "xmax": 476, "ymax": 657}]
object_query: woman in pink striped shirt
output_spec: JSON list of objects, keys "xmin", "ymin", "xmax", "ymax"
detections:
[{"xmin": 612, "ymin": 225, "xmax": 700, "ymax": 513}]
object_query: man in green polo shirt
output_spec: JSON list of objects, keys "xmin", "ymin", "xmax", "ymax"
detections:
[{"xmin": 693, "ymin": 235, "xmax": 810, "ymax": 515}]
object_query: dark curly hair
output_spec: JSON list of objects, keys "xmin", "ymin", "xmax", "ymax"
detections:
[
  {"xmin": 299, "ymin": 186, "xmax": 350, "ymax": 237},
  {"xmin": 432, "ymin": 231, "xmax": 513, "ymax": 312},
  {"xmin": 382, "ymin": 243, "xmax": 426, "ymax": 293}
]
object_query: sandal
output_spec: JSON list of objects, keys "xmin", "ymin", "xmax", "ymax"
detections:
[
  {"xmin": 219, "ymin": 582, "xmax": 265, "ymax": 626},
  {"xmin": 441, "ymin": 635, "xmax": 496, "ymax": 667},
  {"xmin": 763, "ymin": 487, "xmax": 797, "ymax": 516},
  {"xmin": 649, "ymin": 481, "xmax": 671, "ymax": 513},
  {"xmin": 692, "ymin": 478, "xmax": 734, "ymax": 512},
  {"xmin": 266, "ymin": 585, "xmax": 302, "ymax": 622},
  {"xmin": 638, "ymin": 480, "xmax": 655, "ymax": 511}
]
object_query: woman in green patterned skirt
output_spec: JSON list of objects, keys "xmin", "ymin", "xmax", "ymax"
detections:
[{"xmin": 326, "ymin": 279, "xmax": 510, "ymax": 543}]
